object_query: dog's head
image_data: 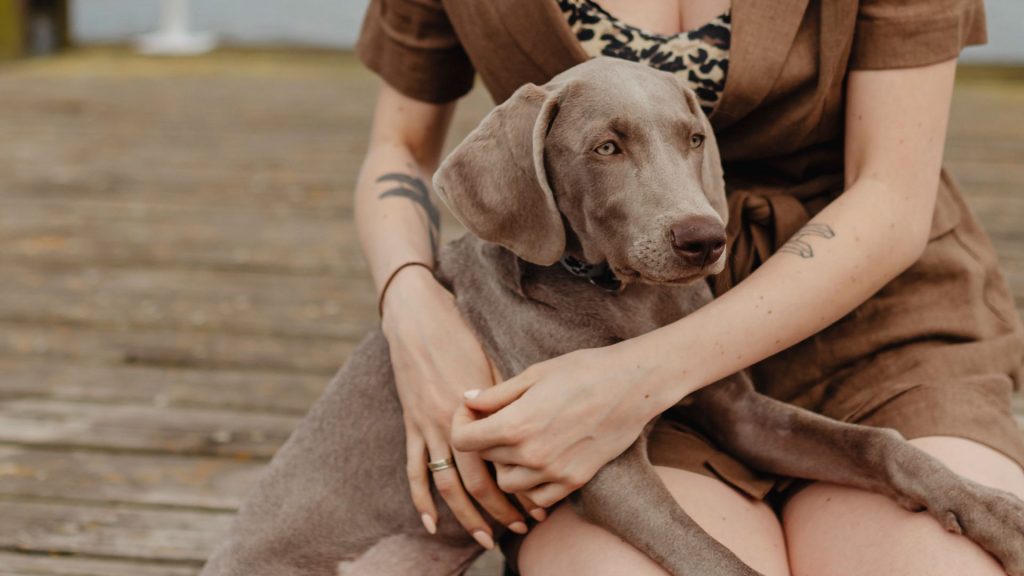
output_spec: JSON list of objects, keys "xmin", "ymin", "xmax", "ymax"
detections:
[{"xmin": 434, "ymin": 57, "xmax": 727, "ymax": 285}]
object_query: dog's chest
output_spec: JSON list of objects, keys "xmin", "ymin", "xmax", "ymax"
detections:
[{"xmin": 437, "ymin": 237, "xmax": 710, "ymax": 381}]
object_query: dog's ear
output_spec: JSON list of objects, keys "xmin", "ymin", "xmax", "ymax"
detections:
[
  {"xmin": 433, "ymin": 83, "xmax": 566, "ymax": 266},
  {"xmin": 679, "ymin": 84, "xmax": 728, "ymax": 223}
]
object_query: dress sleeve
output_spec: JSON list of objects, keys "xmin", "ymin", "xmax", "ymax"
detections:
[
  {"xmin": 849, "ymin": 0, "xmax": 987, "ymax": 70},
  {"xmin": 355, "ymin": 0, "xmax": 476, "ymax": 104}
]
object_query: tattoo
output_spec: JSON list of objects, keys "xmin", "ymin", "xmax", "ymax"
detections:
[
  {"xmin": 778, "ymin": 223, "xmax": 835, "ymax": 258},
  {"xmin": 376, "ymin": 171, "xmax": 441, "ymax": 258}
]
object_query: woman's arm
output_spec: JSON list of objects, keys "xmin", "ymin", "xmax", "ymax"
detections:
[
  {"xmin": 356, "ymin": 82, "xmax": 453, "ymax": 280},
  {"xmin": 451, "ymin": 59, "xmax": 959, "ymax": 507},
  {"xmin": 357, "ymin": 82, "xmax": 530, "ymax": 546}
]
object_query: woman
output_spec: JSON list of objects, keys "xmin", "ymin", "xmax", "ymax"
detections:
[{"xmin": 353, "ymin": 0, "xmax": 1024, "ymax": 573}]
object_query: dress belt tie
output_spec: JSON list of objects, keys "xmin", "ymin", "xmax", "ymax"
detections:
[{"xmin": 713, "ymin": 190, "xmax": 812, "ymax": 295}]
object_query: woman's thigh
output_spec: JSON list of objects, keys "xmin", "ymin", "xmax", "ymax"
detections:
[
  {"xmin": 517, "ymin": 465, "xmax": 791, "ymax": 576},
  {"xmin": 783, "ymin": 436, "xmax": 1024, "ymax": 576}
]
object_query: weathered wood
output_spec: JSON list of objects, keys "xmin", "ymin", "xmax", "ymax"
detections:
[
  {"xmin": 0, "ymin": 198, "xmax": 464, "ymax": 274},
  {"xmin": 0, "ymin": 400, "xmax": 299, "ymax": 458},
  {"xmin": 0, "ymin": 447, "xmax": 259, "ymax": 510},
  {"xmin": 0, "ymin": 552, "xmax": 197, "ymax": 576},
  {"xmin": 0, "ymin": 323, "xmax": 357, "ymax": 374},
  {"xmin": 0, "ymin": 198, "xmax": 362, "ymax": 275},
  {"xmin": 0, "ymin": 264, "xmax": 377, "ymax": 339},
  {"xmin": 0, "ymin": 359, "xmax": 325, "ymax": 415},
  {"xmin": 0, "ymin": 501, "xmax": 230, "ymax": 563}
]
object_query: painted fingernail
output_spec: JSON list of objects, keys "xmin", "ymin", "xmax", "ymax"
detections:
[
  {"xmin": 473, "ymin": 530, "xmax": 495, "ymax": 550},
  {"xmin": 509, "ymin": 521, "xmax": 528, "ymax": 534},
  {"xmin": 529, "ymin": 508, "xmax": 547, "ymax": 522},
  {"xmin": 421, "ymin": 514, "xmax": 437, "ymax": 535},
  {"xmin": 464, "ymin": 389, "xmax": 480, "ymax": 399}
]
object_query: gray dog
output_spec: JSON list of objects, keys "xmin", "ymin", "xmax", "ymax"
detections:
[{"xmin": 201, "ymin": 58, "xmax": 1024, "ymax": 576}]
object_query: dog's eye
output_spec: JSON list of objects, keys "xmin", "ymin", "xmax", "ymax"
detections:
[
  {"xmin": 690, "ymin": 134, "xmax": 705, "ymax": 148},
  {"xmin": 594, "ymin": 141, "xmax": 620, "ymax": 156}
]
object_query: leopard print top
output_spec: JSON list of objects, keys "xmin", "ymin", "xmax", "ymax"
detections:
[{"xmin": 557, "ymin": 0, "xmax": 731, "ymax": 115}]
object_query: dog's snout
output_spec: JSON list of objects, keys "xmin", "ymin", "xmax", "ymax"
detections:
[{"xmin": 670, "ymin": 217, "xmax": 726, "ymax": 268}]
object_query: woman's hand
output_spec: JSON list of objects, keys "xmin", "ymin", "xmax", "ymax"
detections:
[
  {"xmin": 450, "ymin": 343, "xmax": 662, "ymax": 508},
  {"xmin": 381, "ymin": 265, "xmax": 530, "ymax": 548}
]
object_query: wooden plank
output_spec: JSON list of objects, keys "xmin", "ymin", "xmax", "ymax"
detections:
[
  {"xmin": 0, "ymin": 264, "xmax": 376, "ymax": 339},
  {"xmin": 0, "ymin": 198, "xmax": 359, "ymax": 275},
  {"xmin": 0, "ymin": 165, "xmax": 358, "ymax": 213},
  {"xmin": 0, "ymin": 197, "xmax": 464, "ymax": 274},
  {"xmin": 0, "ymin": 359, "xmax": 325, "ymax": 415},
  {"xmin": 0, "ymin": 447, "xmax": 259, "ymax": 510},
  {"xmin": 0, "ymin": 552, "xmax": 196, "ymax": 576},
  {"xmin": 0, "ymin": 400, "xmax": 298, "ymax": 458},
  {"xmin": 0, "ymin": 500, "xmax": 230, "ymax": 563},
  {"xmin": 0, "ymin": 323, "xmax": 356, "ymax": 375}
]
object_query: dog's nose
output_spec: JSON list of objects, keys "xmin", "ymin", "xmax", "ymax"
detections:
[{"xmin": 670, "ymin": 217, "xmax": 726, "ymax": 268}]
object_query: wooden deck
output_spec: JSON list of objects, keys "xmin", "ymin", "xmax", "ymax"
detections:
[{"xmin": 0, "ymin": 49, "xmax": 1021, "ymax": 575}]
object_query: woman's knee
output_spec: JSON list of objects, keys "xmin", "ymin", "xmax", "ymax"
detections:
[
  {"xmin": 783, "ymin": 436, "xmax": 1024, "ymax": 576},
  {"xmin": 516, "ymin": 465, "xmax": 790, "ymax": 576}
]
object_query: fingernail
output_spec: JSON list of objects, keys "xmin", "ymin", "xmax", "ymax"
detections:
[
  {"xmin": 529, "ymin": 508, "xmax": 547, "ymax": 522},
  {"xmin": 421, "ymin": 514, "xmax": 436, "ymax": 535},
  {"xmin": 473, "ymin": 530, "xmax": 495, "ymax": 550},
  {"xmin": 464, "ymin": 389, "xmax": 480, "ymax": 399},
  {"xmin": 509, "ymin": 521, "xmax": 528, "ymax": 534}
]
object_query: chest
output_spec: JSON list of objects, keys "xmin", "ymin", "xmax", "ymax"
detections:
[
  {"xmin": 438, "ymin": 237, "xmax": 710, "ymax": 380},
  {"xmin": 598, "ymin": 0, "xmax": 731, "ymax": 35}
]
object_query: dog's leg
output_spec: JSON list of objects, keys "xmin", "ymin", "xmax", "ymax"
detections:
[
  {"xmin": 200, "ymin": 331, "xmax": 478, "ymax": 576},
  {"xmin": 684, "ymin": 375, "xmax": 1024, "ymax": 576},
  {"xmin": 337, "ymin": 534, "xmax": 480, "ymax": 576},
  {"xmin": 570, "ymin": 434, "xmax": 764, "ymax": 576}
]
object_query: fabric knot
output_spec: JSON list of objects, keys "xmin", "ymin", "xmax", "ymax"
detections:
[{"xmin": 713, "ymin": 190, "xmax": 812, "ymax": 295}]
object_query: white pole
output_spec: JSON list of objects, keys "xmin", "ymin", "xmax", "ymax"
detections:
[
  {"xmin": 165, "ymin": 0, "xmax": 188, "ymax": 35},
  {"xmin": 136, "ymin": 0, "xmax": 218, "ymax": 56}
]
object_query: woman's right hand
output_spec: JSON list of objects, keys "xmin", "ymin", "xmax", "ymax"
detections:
[{"xmin": 380, "ymin": 264, "xmax": 534, "ymax": 549}]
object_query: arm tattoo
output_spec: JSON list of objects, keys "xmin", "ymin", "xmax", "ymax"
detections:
[
  {"xmin": 778, "ymin": 223, "xmax": 835, "ymax": 258},
  {"xmin": 376, "ymin": 171, "xmax": 441, "ymax": 258}
]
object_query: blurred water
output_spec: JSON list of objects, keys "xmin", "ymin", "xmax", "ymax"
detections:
[
  {"xmin": 70, "ymin": 0, "xmax": 1022, "ymax": 60},
  {"xmin": 72, "ymin": 0, "xmax": 371, "ymax": 48}
]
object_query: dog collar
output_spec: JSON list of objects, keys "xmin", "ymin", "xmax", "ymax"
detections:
[{"xmin": 559, "ymin": 254, "xmax": 623, "ymax": 292}]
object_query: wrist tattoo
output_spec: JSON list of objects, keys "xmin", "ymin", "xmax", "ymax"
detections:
[
  {"xmin": 778, "ymin": 223, "xmax": 835, "ymax": 258},
  {"xmin": 376, "ymin": 170, "xmax": 441, "ymax": 258}
]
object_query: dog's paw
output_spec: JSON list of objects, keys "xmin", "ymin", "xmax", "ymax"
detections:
[{"xmin": 931, "ymin": 480, "xmax": 1024, "ymax": 576}]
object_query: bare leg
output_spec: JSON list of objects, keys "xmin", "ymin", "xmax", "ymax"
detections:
[
  {"xmin": 517, "ymin": 460, "xmax": 790, "ymax": 576},
  {"xmin": 784, "ymin": 436, "xmax": 1024, "ymax": 576},
  {"xmin": 684, "ymin": 377, "xmax": 1024, "ymax": 575}
]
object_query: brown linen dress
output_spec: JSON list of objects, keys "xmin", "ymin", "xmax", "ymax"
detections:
[{"xmin": 354, "ymin": 0, "xmax": 1024, "ymax": 530}]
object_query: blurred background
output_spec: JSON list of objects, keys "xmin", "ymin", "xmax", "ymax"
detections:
[{"xmin": 0, "ymin": 1, "xmax": 1021, "ymax": 575}]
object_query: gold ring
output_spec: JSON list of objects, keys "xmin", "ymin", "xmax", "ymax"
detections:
[{"xmin": 427, "ymin": 457, "xmax": 455, "ymax": 473}]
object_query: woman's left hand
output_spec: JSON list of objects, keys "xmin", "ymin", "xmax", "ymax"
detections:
[{"xmin": 449, "ymin": 343, "xmax": 665, "ymax": 508}]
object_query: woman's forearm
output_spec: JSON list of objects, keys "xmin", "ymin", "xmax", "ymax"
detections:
[
  {"xmin": 631, "ymin": 176, "xmax": 937, "ymax": 415},
  {"xmin": 354, "ymin": 83, "xmax": 456, "ymax": 292},
  {"xmin": 355, "ymin": 143, "xmax": 439, "ymax": 289}
]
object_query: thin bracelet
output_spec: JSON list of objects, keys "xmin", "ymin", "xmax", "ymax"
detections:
[{"xmin": 377, "ymin": 261, "xmax": 435, "ymax": 318}]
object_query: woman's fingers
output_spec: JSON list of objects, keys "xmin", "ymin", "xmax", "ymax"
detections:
[
  {"xmin": 425, "ymin": 435, "xmax": 496, "ymax": 550},
  {"xmin": 405, "ymin": 430, "xmax": 438, "ymax": 534},
  {"xmin": 452, "ymin": 449, "xmax": 528, "ymax": 535},
  {"xmin": 514, "ymin": 489, "xmax": 547, "ymax": 522},
  {"xmin": 450, "ymin": 407, "xmax": 518, "ymax": 453},
  {"xmin": 497, "ymin": 462, "xmax": 577, "ymax": 509},
  {"xmin": 525, "ymin": 482, "xmax": 572, "ymax": 509},
  {"xmin": 493, "ymin": 462, "xmax": 550, "ymax": 494},
  {"xmin": 450, "ymin": 404, "xmax": 527, "ymax": 534},
  {"xmin": 462, "ymin": 371, "xmax": 533, "ymax": 413}
]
